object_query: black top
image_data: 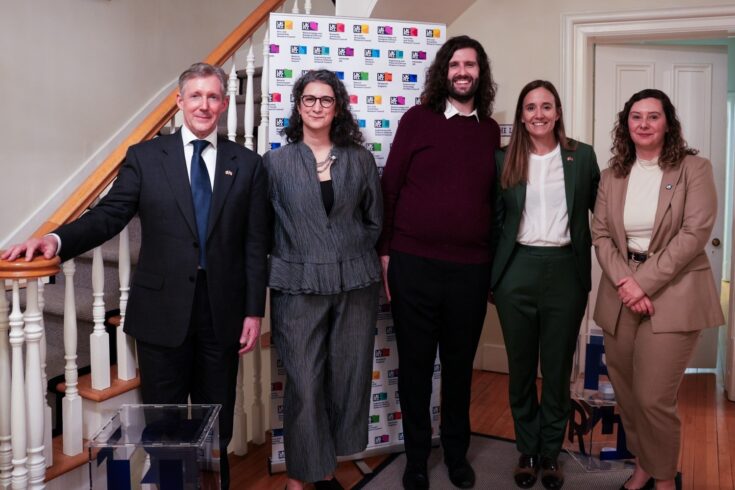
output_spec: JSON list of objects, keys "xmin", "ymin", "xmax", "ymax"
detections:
[{"xmin": 320, "ymin": 179, "xmax": 334, "ymax": 215}]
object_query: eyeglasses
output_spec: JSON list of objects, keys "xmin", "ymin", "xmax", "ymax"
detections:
[{"xmin": 300, "ymin": 95, "xmax": 336, "ymax": 108}]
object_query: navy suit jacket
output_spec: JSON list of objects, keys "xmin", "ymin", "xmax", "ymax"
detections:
[{"xmin": 55, "ymin": 131, "xmax": 269, "ymax": 348}]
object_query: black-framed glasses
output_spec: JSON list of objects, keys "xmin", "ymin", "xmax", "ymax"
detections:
[{"xmin": 300, "ymin": 95, "xmax": 335, "ymax": 108}]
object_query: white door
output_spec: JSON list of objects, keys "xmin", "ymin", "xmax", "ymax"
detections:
[{"xmin": 592, "ymin": 43, "xmax": 728, "ymax": 369}]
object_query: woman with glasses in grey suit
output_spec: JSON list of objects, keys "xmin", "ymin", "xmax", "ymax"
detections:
[{"xmin": 265, "ymin": 69, "xmax": 383, "ymax": 490}]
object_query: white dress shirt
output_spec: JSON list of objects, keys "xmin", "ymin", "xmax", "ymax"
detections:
[
  {"xmin": 517, "ymin": 144, "xmax": 571, "ymax": 246},
  {"xmin": 444, "ymin": 100, "xmax": 479, "ymax": 121},
  {"xmin": 181, "ymin": 125, "xmax": 218, "ymax": 191}
]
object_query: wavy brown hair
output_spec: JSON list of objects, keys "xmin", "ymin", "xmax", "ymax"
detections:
[
  {"xmin": 501, "ymin": 80, "xmax": 575, "ymax": 189},
  {"xmin": 282, "ymin": 69, "xmax": 364, "ymax": 146},
  {"xmin": 421, "ymin": 35, "xmax": 497, "ymax": 119},
  {"xmin": 609, "ymin": 88, "xmax": 697, "ymax": 177}
]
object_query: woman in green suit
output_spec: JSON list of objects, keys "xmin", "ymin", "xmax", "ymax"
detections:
[{"xmin": 491, "ymin": 80, "xmax": 600, "ymax": 490}]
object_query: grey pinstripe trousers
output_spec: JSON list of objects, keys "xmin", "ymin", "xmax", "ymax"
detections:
[{"xmin": 271, "ymin": 282, "xmax": 380, "ymax": 482}]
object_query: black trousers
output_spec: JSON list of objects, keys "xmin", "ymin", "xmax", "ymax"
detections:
[
  {"xmin": 388, "ymin": 251, "xmax": 490, "ymax": 467},
  {"xmin": 136, "ymin": 270, "xmax": 240, "ymax": 489}
]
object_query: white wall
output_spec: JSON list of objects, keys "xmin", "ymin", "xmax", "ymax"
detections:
[
  {"xmin": 446, "ymin": 0, "xmax": 735, "ymax": 369},
  {"xmin": 0, "ymin": 0, "xmax": 334, "ymax": 246}
]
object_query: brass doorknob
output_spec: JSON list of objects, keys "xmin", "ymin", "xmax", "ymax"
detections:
[{"xmin": 712, "ymin": 238, "xmax": 721, "ymax": 247}]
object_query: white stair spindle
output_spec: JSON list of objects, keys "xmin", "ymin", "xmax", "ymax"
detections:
[
  {"xmin": 37, "ymin": 281, "xmax": 52, "ymax": 469},
  {"xmin": 117, "ymin": 226, "xmax": 136, "ymax": 381},
  {"xmin": 258, "ymin": 29, "xmax": 271, "ymax": 156},
  {"xmin": 230, "ymin": 358, "xmax": 248, "ymax": 456},
  {"xmin": 9, "ymin": 282, "xmax": 28, "ymax": 489},
  {"xmin": 304, "ymin": 0, "xmax": 312, "ymax": 15},
  {"xmin": 0, "ymin": 286, "xmax": 12, "ymax": 487},
  {"xmin": 244, "ymin": 42, "xmax": 255, "ymax": 151},
  {"xmin": 24, "ymin": 280, "xmax": 46, "ymax": 488},
  {"xmin": 90, "ymin": 247, "xmax": 111, "ymax": 390},
  {"xmin": 250, "ymin": 342, "xmax": 265, "ymax": 444},
  {"xmin": 291, "ymin": 0, "xmax": 300, "ymax": 14},
  {"xmin": 169, "ymin": 117, "xmax": 177, "ymax": 135},
  {"xmin": 62, "ymin": 260, "xmax": 83, "ymax": 456},
  {"xmin": 227, "ymin": 61, "xmax": 239, "ymax": 143}
]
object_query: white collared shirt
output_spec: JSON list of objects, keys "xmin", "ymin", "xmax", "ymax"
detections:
[
  {"xmin": 444, "ymin": 100, "xmax": 479, "ymax": 121},
  {"xmin": 181, "ymin": 125, "xmax": 218, "ymax": 191},
  {"xmin": 517, "ymin": 144, "xmax": 571, "ymax": 246}
]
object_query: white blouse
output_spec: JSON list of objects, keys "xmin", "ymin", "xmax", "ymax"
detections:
[{"xmin": 517, "ymin": 145, "xmax": 571, "ymax": 246}]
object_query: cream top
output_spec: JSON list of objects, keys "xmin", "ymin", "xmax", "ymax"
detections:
[
  {"xmin": 624, "ymin": 157, "xmax": 663, "ymax": 253},
  {"xmin": 517, "ymin": 144, "xmax": 571, "ymax": 246}
]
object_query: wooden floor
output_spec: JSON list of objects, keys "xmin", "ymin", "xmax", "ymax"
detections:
[{"xmin": 228, "ymin": 369, "xmax": 735, "ymax": 489}]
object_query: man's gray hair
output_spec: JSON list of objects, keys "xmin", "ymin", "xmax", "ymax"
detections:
[{"xmin": 178, "ymin": 62, "xmax": 228, "ymax": 96}]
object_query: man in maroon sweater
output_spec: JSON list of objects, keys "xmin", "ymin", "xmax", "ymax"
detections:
[{"xmin": 377, "ymin": 35, "xmax": 500, "ymax": 490}]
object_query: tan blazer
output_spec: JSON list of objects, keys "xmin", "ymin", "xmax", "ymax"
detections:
[{"xmin": 592, "ymin": 155, "xmax": 724, "ymax": 334}]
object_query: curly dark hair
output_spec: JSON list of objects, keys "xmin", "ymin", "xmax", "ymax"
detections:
[
  {"xmin": 501, "ymin": 80, "xmax": 575, "ymax": 189},
  {"xmin": 281, "ymin": 69, "xmax": 364, "ymax": 146},
  {"xmin": 609, "ymin": 88, "xmax": 697, "ymax": 177},
  {"xmin": 421, "ymin": 35, "xmax": 497, "ymax": 119}
]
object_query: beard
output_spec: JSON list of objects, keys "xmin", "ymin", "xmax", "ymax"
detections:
[{"xmin": 447, "ymin": 75, "xmax": 479, "ymax": 103}]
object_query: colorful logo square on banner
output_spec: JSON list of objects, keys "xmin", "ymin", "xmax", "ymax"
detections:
[
  {"xmin": 377, "ymin": 72, "xmax": 393, "ymax": 82},
  {"xmin": 402, "ymin": 73, "xmax": 418, "ymax": 83},
  {"xmin": 412, "ymin": 51, "xmax": 428, "ymax": 60},
  {"xmin": 290, "ymin": 45, "xmax": 307, "ymax": 54},
  {"xmin": 275, "ymin": 68, "xmax": 293, "ymax": 78},
  {"xmin": 329, "ymin": 23, "xmax": 345, "ymax": 32},
  {"xmin": 271, "ymin": 381, "xmax": 283, "ymax": 391},
  {"xmin": 374, "ymin": 119, "xmax": 390, "ymax": 128},
  {"xmin": 370, "ymin": 414, "xmax": 380, "ymax": 424},
  {"xmin": 357, "ymin": 119, "xmax": 366, "ymax": 128},
  {"xmin": 364, "ymin": 49, "xmax": 380, "ymax": 58},
  {"xmin": 269, "ymin": 93, "xmax": 282, "ymax": 102},
  {"xmin": 275, "ymin": 20, "xmax": 293, "ymax": 30},
  {"xmin": 374, "ymin": 435, "xmax": 390, "ymax": 444},
  {"xmin": 403, "ymin": 27, "xmax": 418, "ymax": 36},
  {"xmin": 372, "ymin": 393, "xmax": 388, "ymax": 402},
  {"xmin": 387, "ymin": 411, "xmax": 402, "ymax": 421},
  {"xmin": 337, "ymin": 47, "xmax": 355, "ymax": 56},
  {"xmin": 301, "ymin": 21, "xmax": 318, "ymax": 31},
  {"xmin": 390, "ymin": 96, "xmax": 406, "ymax": 105},
  {"xmin": 366, "ymin": 95, "xmax": 383, "ymax": 105},
  {"xmin": 313, "ymin": 46, "xmax": 330, "ymax": 55},
  {"xmin": 372, "ymin": 370, "xmax": 381, "ymax": 380},
  {"xmin": 349, "ymin": 94, "xmax": 358, "ymax": 104},
  {"xmin": 333, "ymin": 71, "xmax": 344, "ymax": 80},
  {"xmin": 269, "ymin": 44, "xmax": 280, "ymax": 54},
  {"xmin": 353, "ymin": 24, "xmax": 369, "ymax": 34},
  {"xmin": 386, "ymin": 325, "xmax": 396, "ymax": 335},
  {"xmin": 375, "ymin": 347, "xmax": 390, "ymax": 358},
  {"xmin": 388, "ymin": 50, "xmax": 404, "ymax": 59},
  {"xmin": 353, "ymin": 71, "xmax": 369, "ymax": 81},
  {"xmin": 377, "ymin": 25, "xmax": 393, "ymax": 35},
  {"xmin": 366, "ymin": 142, "xmax": 383, "ymax": 152},
  {"xmin": 275, "ymin": 118, "xmax": 289, "ymax": 128},
  {"xmin": 426, "ymin": 28, "xmax": 442, "ymax": 38},
  {"xmin": 270, "ymin": 142, "xmax": 281, "ymax": 150},
  {"xmin": 388, "ymin": 368, "xmax": 399, "ymax": 379}
]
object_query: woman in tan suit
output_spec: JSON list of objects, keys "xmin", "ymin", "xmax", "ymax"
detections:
[{"xmin": 592, "ymin": 88, "xmax": 723, "ymax": 490}]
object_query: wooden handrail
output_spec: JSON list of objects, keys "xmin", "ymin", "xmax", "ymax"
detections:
[
  {"xmin": 33, "ymin": 0, "xmax": 286, "ymax": 238},
  {"xmin": 0, "ymin": 256, "xmax": 60, "ymax": 279}
]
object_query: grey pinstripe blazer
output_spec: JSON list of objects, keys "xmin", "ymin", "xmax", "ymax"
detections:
[{"xmin": 264, "ymin": 142, "xmax": 383, "ymax": 294}]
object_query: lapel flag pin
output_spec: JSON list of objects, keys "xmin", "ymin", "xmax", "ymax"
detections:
[
  {"xmin": 665, "ymin": 184, "xmax": 672, "ymax": 190},
  {"xmin": 566, "ymin": 156, "xmax": 573, "ymax": 162},
  {"xmin": 225, "ymin": 170, "xmax": 233, "ymax": 176}
]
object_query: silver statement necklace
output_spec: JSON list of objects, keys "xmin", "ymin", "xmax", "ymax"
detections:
[{"xmin": 316, "ymin": 149, "xmax": 336, "ymax": 174}]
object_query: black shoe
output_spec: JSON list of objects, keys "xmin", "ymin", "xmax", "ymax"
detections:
[
  {"xmin": 540, "ymin": 456, "xmax": 564, "ymax": 490},
  {"xmin": 447, "ymin": 459, "xmax": 475, "ymax": 488},
  {"xmin": 675, "ymin": 472, "xmax": 682, "ymax": 490},
  {"xmin": 403, "ymin": 462, "xmax": 429, "ymax": 490},
  {"xmin": 513, "ymin": 454, "xmax": 538, "ymax": 489},
  {"xmin": 314, "ymin": 478, "xmax": 344, "ymax": 490},
  {"xmin": 619, "ymin": 476, "xmax": 654, "ymax": 490}
]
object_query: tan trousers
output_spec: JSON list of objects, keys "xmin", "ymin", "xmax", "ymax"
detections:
[{"xmin": 603, "ymin": 306, "xmax": 699, "ymax": 480}]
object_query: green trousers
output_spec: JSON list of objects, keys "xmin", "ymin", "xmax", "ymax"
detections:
[{"xmin": 493, "ymin": 244, "xmax": 588, "ymax": 458}]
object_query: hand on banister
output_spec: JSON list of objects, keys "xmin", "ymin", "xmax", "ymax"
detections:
[{"xmin": 1, "ymin": 235, "xmax": 58, "ymax": 262}]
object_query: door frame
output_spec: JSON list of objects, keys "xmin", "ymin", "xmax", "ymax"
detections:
[{"xmin": 560, "ymin": 5, "xmax": 735, "ymax": 396}]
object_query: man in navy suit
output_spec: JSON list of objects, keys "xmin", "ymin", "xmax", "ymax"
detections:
[{"xmin": 3, "ymin": 63, "xmax": 270, "ymax": 488}]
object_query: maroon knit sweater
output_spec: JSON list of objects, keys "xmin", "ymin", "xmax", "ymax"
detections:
[{"xmin": 377, "ymin": 103, "xmax": 500, "ymax": 264}]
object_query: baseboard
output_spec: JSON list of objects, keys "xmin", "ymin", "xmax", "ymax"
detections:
[{"xmin": 480, "ymin": 342, "xmax": 508, "ymax": 373}]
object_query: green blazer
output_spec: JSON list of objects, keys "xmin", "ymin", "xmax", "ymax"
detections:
[{"xmin": 490, "ymin": 141, "xmax": 600, "ymax": 291}]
